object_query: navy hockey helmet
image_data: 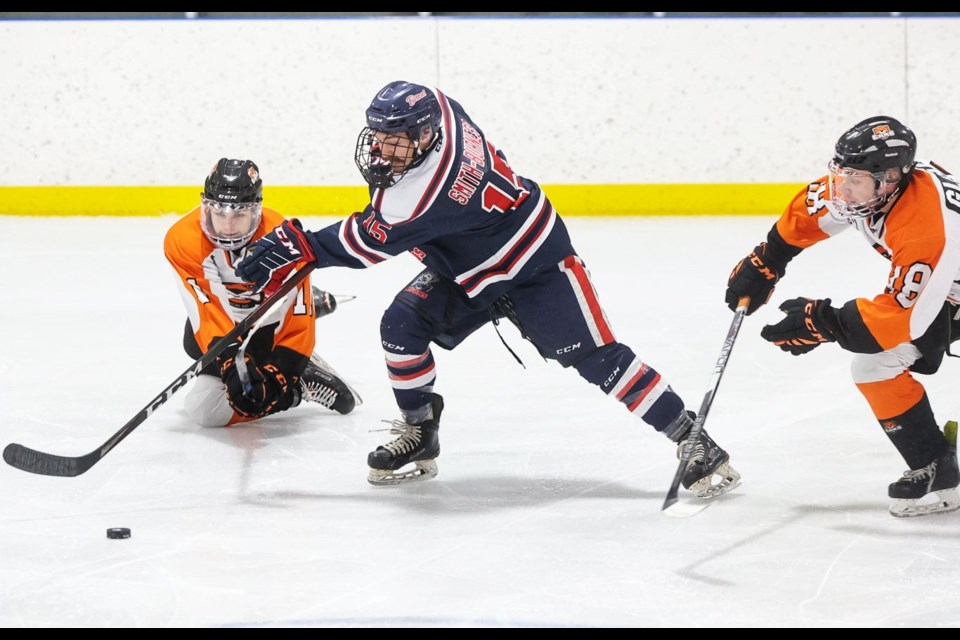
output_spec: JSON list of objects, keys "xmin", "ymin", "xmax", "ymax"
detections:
[
  {"xmin": 200, "ymin": 158, "xmax": 264, "ymax": 251},
  {"xmin": 355, "ymin": 81, "xmax": 443, "ymax": 189},
  {"xmin": 827, "ymin": 116, "xmax": 917, "ymax": 219},
  {"xmin": 365, "ymin": 81, "xmax": 441, "ymax": 141}
]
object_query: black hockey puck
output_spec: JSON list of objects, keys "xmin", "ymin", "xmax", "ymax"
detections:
[{"xmin": 106, "ymin": 527, "xmax": 131, "ymax": 539}]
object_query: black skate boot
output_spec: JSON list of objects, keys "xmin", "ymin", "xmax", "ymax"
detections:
[
  {"xmin": 367, "ymin": 394, "xmax": 443, "ymax": 486},
  {"xmin": 677, "ymin": 413, "xmax": 741, "ymax": 499},
  {"xmin": 312, "ymin": 286, "xmax": 356, "ymax": 318},
  {"xmin": 888, "ymin": 445, "xmax": 960, "ymax": 518},
  {"xmin": 297, "ymin": 355, "xmax": 359, "ymax": 415}
]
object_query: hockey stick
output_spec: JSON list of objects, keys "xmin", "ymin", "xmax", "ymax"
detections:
[
  {"xmin": 237, "ymin": 287, "xmax": 359, "ymax": 398},
  {"xmin": 235, "ymin": 287, "xmax": 293, "ymax": 398},
  {"xmin": 3, "ymin": 265, "xmax": 316, "ymax": 477},
  {"xmin": 661, "ymin": 296, "xmax": 750, "ymax": 516}
]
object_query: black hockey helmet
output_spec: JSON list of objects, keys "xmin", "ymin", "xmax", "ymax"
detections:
[
  {"xmin": 828, "ymin": 116, "xmax": 917, "ymax": 219},
  {"xmin": 833, "ymin": 116, "xmax": 916, "ymax": 176},
  {"xmin": 200, "ymin": 158, "xmax": 264, "ymax": 250},
  {"xmin": 355, "ymin": 81, "xmax": 442, "ymax": 189},
  {"xmin": 203, "ymin": 158, "xmax": 263, "ymax": 205}
]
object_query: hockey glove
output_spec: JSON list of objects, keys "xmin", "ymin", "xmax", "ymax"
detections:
[
  {"xmin": 218, "ymin": 353, "xmax": 292, "ymax": 418},
  {"xmin": 725, "ymin": 242, "xmax": 788, "ymax": 315},
  {"xmin": 760, "ymin": 297, "xmax": 838, "ymax": 356},
  {"xmin": 235, "ymin": 219, "xmax": 316, "ymax": 296}
]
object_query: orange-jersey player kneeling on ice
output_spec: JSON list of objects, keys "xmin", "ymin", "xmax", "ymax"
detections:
[
  {"xmin": 164, "ymin": 158, "xmax": 361, "ymax": 427},
  {"xmin": 725, "ymin": 116, "xmax": 960, "ymax": 518}
]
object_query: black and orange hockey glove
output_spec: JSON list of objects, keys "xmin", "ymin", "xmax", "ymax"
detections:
[
  {"xmin": 218, "ymin": 353, "xmax": 292, "ymax": 418},
  {"xmin": 760, "ymin": 297, "xmax": 839, "ymax": 356},
  {"xmin": 725, "ymin": 242, "xmax": 787, "ymax": 315}
]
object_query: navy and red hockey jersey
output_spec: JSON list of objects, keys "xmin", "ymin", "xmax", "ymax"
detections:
[{"xmin": 301, "ymin": 87, "xmax": 576, "ymax": 308}]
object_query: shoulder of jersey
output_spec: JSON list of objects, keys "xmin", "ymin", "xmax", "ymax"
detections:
[
  {"xmin": 165, "ymin": 206, "xmax": 210, "ymax": 257},
  {"xmin": 887, "ymin": 170, "xmax": 946, "ymax": 233}
]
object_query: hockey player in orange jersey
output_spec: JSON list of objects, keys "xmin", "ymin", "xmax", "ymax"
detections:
[
  {"xmin": 164, "ymin": 158, "xmax": 360, "ymax": 427},
  {"xmin": 726, "ymin": 116, "xmax": 960, "ymax": 517}
]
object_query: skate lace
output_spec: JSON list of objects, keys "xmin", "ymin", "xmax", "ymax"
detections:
[
  {"xmin": 376, "ymin": 420, "xmax": 422, "ymax": 455},
  {"xmin": 899, "ymin": 462, "xmax": 935, "ymax": 484},
  {"xmin": 300, "ymin": 379, "xmax": 337, "ymax": 409},
  {"xmin": 679, "ymin": 438, "xmax": 706, "ymax": 464}
]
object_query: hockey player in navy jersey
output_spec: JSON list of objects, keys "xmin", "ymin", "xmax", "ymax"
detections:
[{"xmin": 236, "ymin": 81, "xmax": 740, "ymax": 497}]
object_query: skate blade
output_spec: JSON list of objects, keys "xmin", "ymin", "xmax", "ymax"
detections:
[
  {"xmin": 688, "ymin": 462, "xmax": 742, "ymax": 500},
  {"xmin": 367, "ymin": 460, "xmax": 438, "ymax": 486},
  {"xmin": 332, "ymin": 293, "xmax": 357, "ymax": 306},
  {"xmin": 889, "ymin": 488, "xmax": 960, "ymax": 518}
]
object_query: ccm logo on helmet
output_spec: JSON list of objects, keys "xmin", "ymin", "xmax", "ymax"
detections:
[{"xmin": 274, "ymin": 227, "xmax": 302, "ymax": 257}]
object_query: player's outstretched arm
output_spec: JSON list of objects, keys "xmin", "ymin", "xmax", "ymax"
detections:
[{"xmin": 236, "ymin": 219, "xmax": 316, "ymax": 295}]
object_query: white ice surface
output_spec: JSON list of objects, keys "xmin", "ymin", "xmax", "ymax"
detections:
[{"xmin": 1, "ymin": 215, "xmax": 959, "ymax": 628}]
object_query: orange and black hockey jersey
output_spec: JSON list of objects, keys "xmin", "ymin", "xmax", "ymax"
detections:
[
  {"xmin": 164, "ymin": 206, "xmax": 315, "ymax": 369},
  {"xmin": 772, "ymin": 161, "xmax": 960, "ymax": 353}
]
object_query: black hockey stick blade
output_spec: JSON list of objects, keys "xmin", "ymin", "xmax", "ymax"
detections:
[
  {"xmin": 3, "ymin": 444, "xmax": 98, "ymax": 478},
  {"xmin": 661, "ymin": 296, "xmax": 749, "ymax": 514},
  {"xmin": 3, "ymin": 264, "xmax": 316, "ymax": 477}
]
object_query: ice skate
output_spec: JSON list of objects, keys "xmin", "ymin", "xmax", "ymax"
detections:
[
  {"xmin": 677, "ymin": 422, "xmax": 741, "ymax": 499},
  {"xmin": 368, "ymin": 394, "xmax": 443, "ymax": 486},
  {"xmin": 312, "ymin": 286, "xmax": 356, "ymax": 319},
  {"xmin": 888, "ymin": 444, "xmax": 960, "ymax": 518},
  {"xmin": 298, "ymin": 353, "xmax": 361, "ymax": 415}
]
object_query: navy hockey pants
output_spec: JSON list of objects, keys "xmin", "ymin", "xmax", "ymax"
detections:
[{"xmin": 379, "ymin": 256, "xmax": 689, "ymax": 438}]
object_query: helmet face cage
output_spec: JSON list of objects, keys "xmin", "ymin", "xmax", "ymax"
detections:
[
  {"xmin": 355, "ymin": 127, "xmax": 401, "ymax": 189},
  {"xmin": 200, "ymin": 199, "xmax": 263, "ymax": 251},
  {"xmin": 355, "ymin": 81, "xmax": 441, "ymax": 188},
  {"xmin": 827, "ymin": 116, "xmax": 916, "ymax": 220},
  {"xmin": 201, "ymin": 158, "xmax": 264, "ymax": 249},
  {"xmin": 827, "ymin": 161, "xmax": 899, "ymax": 219}
]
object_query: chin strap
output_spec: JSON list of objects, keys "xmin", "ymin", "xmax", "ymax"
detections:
[{"xmin": 411, "ymin": 130, "xmax": 443, "ymax": 167}]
